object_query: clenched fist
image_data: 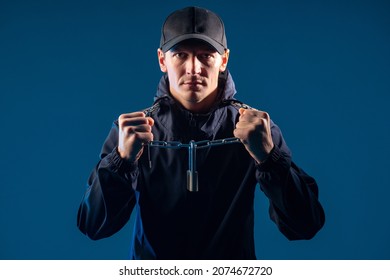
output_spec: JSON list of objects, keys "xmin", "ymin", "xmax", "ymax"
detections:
[
  {"xmin": 117, "ymin": 112, "xmax": 154, "ymax": 162},
  {"xmin": 234, "ymin": 108, "xmax": 274, "ymax": 163}
]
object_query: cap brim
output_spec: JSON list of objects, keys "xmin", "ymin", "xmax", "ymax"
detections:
[{"xmin": 161, "ymin": 34, "xmax": 225, "ymax": 54}]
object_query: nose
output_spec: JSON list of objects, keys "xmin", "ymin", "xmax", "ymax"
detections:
[{"xmin": 186, "ymin": 55, "xmax": 202, "ymax": 75}]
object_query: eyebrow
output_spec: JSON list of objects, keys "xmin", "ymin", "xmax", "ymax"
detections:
[{"xmin": 169, "ymin": 44, "xmax": 217, "ymax": 53}]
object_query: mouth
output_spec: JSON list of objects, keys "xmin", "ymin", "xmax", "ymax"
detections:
[
  {"xmin": 183, "ymin": 81, "xmax": 203, "ymax": 85},
  {"xmin": 182, "ymin": 79, "xmax": 205, "ymax": 88}
]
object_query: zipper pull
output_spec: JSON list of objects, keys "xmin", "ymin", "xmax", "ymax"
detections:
[{"xmin": 147, "ymin": 143, "xmax": 152, "ymax": 169}]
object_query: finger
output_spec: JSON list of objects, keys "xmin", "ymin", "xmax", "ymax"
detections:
[
  {"xmin": 119, "ymin": 112, "xmax": 145, "ymax": 120},
  {"xmin": 257, "ymin": 111, "xmax": 270, "ymax": 120},
  {"xmin": 233, "ymin": 127, "xmax": 242, "ymax": 138},
  {"xmin": 120, "ymin": 117, "xmax": 150, "ymax": 127},
  {"xmin": 122, "ymin": 124, "xmax": 153, "ymax": 135},
  {"xmin": 235, "ymin": 121, "xmax": 254, "ymax": 129},
  {"xmin": 131, "ymin": 124, "xmax": 153, "ymax": 133},
  {"xmin": 239, "ymin": 112, "xmax": 270, "ymax": 124},
  {"xmin": 233, "ymin": 128, "xmax": 248, "ymax": 143},
  {"xmin": 132, "ymin": 131, "xmax": 154, "ymax": 143},
  {"xmin": 239, "ymin": 108, "xmax": 260, "ymax": 117},
  {"xmin": 236, "ymin": 117, "xmax": 270, "ymax": 130},
  {"xmin": 238, "ymin": 109, "xmax": 258, "ymax": 122},
  {"xmin": 239, "ymin": 108, "xmax": 268, "ymax": 117},
  {"xmin": 248, "ymin": 110, "xmax": 269, "ymax": 119}
]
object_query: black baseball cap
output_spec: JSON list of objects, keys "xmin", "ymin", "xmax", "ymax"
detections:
[{"xmin": 159, "ymin": 6, "xmax": 227, "ymax": 54}]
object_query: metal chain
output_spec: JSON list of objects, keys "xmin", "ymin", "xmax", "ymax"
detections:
[
  {"xmin": 145, "ymin": 137, "xmax": 242, "ymax": 192},
  {"xmin": 147, "ymin": 137, "xmax": 241, "ymax": 150}
]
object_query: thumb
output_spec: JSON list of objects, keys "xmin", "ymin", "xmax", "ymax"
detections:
[
  {"xmin": 146, "ymin": 117, "xmax": 155, "ymax": 126},
  {"xmin": 239, "ymin": 108, "xmax": 246, "ymax": 115}
]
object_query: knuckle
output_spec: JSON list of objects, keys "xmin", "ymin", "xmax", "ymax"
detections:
[
  {"xmin": 255, "ymin": 117, "xmax": 267, "ymax": 126},
  {"xmin": 118, "ymin": 114, "xmax": 125, "ymax": 124},
  {"xmin": 123, "ymin": 126, "xmax": 134, "ymax": 134}
]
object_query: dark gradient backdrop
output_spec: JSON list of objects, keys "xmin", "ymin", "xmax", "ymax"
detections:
[{"xmin": 1, "ymin": 0, "xmax": 389, "ymax": 259}]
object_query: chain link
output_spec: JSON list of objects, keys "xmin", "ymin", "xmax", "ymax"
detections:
[
  {"xmin": 147, "ymin": 137, "xmax": 241, "ymax": 150},
  {"xmin": 195, "ymin": 137, "xmax": 242, "ymax": 149},
  {"xmin": 147, "ymin": 140, "xmax": 185, "ymax": 149}
]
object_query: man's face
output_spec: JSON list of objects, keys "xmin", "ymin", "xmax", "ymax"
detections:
[{"xmin": 158, "ymin": 40, "xmax": 229, "ymax": 113}]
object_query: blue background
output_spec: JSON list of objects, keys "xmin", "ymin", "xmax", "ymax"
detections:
[{"xmin": 1, "ymin": 0, "xmax": 389, "ymax": 259}]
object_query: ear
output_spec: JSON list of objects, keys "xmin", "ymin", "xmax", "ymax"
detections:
[
  {"xmin": 157, "ymin": 48, "xmax": 167, "ymax": 73},
  {"xmin": 219, "ymin": 49, "xmax": 230, "ymax": 72}
]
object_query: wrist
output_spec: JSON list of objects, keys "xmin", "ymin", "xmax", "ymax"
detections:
[
  {"xmin": 112, "ymin": 147, "xmax": 139, "ymax": 172},
  {"xmin": 253, "ymin": 144, "xmax": 275, "ymax": 164},
  {"xmin": 256, "ymin": 145, "xmax": 283, "ymax": 167},
  {"xmin": 117, "ymin": 147, "xmax": 142, "ymax": 163}
]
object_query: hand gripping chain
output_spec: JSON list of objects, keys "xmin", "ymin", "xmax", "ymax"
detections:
[{"xmin": 146, "ymin": 137, "xmax": 242, "ymax": 192}]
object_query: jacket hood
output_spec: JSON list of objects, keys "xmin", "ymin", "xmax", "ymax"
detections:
[{"xmin": 154, "ymin": 70, "xmax": 237, "ymax": 102}]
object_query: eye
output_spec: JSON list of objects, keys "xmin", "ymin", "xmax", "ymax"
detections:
[
  {"xmin": 198, "ymin": 53, "xmax": 213, "ymax": 60},
  {"xmin": 197, "ymin": 53, "xmax": 216, "ymax": 64},
  {"xmin": 173, "ymin": 52, "xmax": 188, "ymax": 59}
]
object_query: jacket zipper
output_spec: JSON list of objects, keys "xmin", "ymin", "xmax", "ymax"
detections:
[{"xmin": 188, "ymin": 113, "xmax": 197, "ymax": 140}]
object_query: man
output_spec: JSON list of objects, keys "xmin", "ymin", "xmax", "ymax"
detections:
[{"xmin": 77, "ymin": 6, "xmax": 325, "ymax": 260}]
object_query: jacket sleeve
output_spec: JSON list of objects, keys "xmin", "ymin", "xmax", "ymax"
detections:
[
  {"xmin": 256, "ymin": 122, "xmax": 325, "ymax": 240},
  {"xmin": 77, "ymin": 122, "xmax": 137, "ymax": 240}
]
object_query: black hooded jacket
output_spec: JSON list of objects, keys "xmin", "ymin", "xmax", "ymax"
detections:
[{"xmin": 77, "ymin": 71, "xmax": 325, "ymax": 259}]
